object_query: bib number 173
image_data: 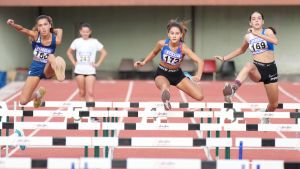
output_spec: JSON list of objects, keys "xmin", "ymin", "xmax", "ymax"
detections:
[{"xmin": 163, "ymin": 55, "xmax": 180, "ymax": 65}]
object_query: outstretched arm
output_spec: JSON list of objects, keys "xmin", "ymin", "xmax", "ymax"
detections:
[
  {"xmin": 7, "ymin": 19, "xmax": 37, "ymax": 40},
  {"xmin": 214, "ymin": 36, "xmax": 249, "ymax": 62},
  {"xmin": 134, "ymin": 40, "xmax": 163, "ymax": 68},
  {"xmin": 183, "ymin": 44, "xmax": 204, "ymax": 81}
]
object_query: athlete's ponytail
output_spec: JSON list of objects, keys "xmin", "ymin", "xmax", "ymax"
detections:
[{"xmin": 267, "ymin": 27, "xmax": 277, "ymax": 35}]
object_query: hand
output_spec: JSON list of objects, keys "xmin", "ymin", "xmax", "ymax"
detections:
[
  {"xmin": 91, "ymin": 63, "xmax": 99, "ymax": 68},
  {"xmin": 248, "ymin": 28, "xmax": 259, "ymax": 35},
  {"xmin": 214, "ymin": 56, "xmax": 224, "ymax": 62},
  {"xmin": 53, "ymin": 28, "xmax": 62, "ymax": 34},
  {"xmin": 247, "ymin": 28, "xmax": 253, "ymax": 33},
  {"xmin": 191, "ymin": 76, "xmax": 201, "ymax": 82},
  {"xmin": 7, "ymin": 19, "xmax": 15, "ymax": 26},
  {"xmin": 134, "ymin": 61, "xmax": 145, "ymax": 68}
]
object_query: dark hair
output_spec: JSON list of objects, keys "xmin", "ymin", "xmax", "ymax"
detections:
[
  {"xmin": 167, "ymin": 19, "xmax": 189, "ymax": 42},
  {"xmin": 79, "ymin": 22, "xmax": 92, "ymax": 30},
  {"xmin": 79, "ymin": 22, "xmax": 92, "ymax": 38},
  {"xmin": 35, "ymin": 15, "xmax": 54, "ymax": 33},
  {"xmin": 249, "ymin": 11, "xmax": 277, "ymax": 35}
]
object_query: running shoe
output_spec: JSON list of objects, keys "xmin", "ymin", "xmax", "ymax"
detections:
[
  {"xmin": 34, "ymin": 87, "xmax": 46, "ymax": 108},
  {"xmin": 54, "ymin": 56, "xmax": 66, "ymax": 82},
  {"xmin": 161, "ymin": 89, "xmax": 171, "ymax": 110}
]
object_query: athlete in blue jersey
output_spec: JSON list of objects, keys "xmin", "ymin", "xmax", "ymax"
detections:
[
  {"xmin": 7, "ymin": 15, "xmax": 66, "ymax": 108},
  {"xmin": 214, "ymin": 11, "xmax": 279, "ymax": 123},
  {"xmin": 134, "ymin": 19, "xmax": 204, "ymax": 110}
]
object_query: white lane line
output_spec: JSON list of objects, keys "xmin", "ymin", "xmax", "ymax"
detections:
[
  {"xmin": 8, "ymin": 89, "xmax": 79, "ymax": 157},
  {"xmin": 4, "ymin": 91, "xmax": 22, "ymax": 103},
  {"xmin": 179, "ymin": 90, "xmax": 212, "ymax": 160},
  {"xmin": 111, "ymin": 81, "xmax": 134, "ymax": 158},
  {"xmin": 278, "ymin": 85, "xmax": 300, "ymax": 102}
]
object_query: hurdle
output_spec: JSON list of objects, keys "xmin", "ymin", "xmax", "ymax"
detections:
[
  {"xmin": 235, "ymin": 138, "xmax": 300, "ymax": 148},
  {"xmin": 0, "ymin": 157, "xmax": 249, "ymax": 169},
  {"xmin": 2, "ymin": 122, "xmax": 300, "ymax": 132},
  {"xmin": 1, "ymin": 157, "xmax": 299, "ymax": 169},
  {"xmin": 0, "ymin": 136, "xmax": 232, "ymax": 147},
  {"xmin": 16, "ymin": 101, "xmax": 300, "ymax": 110},
  {"xmin": 2, "ymin": 110, "xmax": 300, "ymax": 120},
  {"xmin": 2, "ymin": 136, "xmax": 300, "ymax": 149},
  {"xmin": 7, "ymin": 101, "xmax": 300, "ymax": 159}
]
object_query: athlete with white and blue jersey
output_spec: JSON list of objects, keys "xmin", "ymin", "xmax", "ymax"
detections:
[
  {"xmin": 134, "ymin": 19, "xmax": 204, "ymax": 110},
  {"xmin": 214, "ymin": 11, "xmax": 279, "ymax": 123},
  {"xmin": 7, "ymin": 15, "xmax": 66, "ymax": 108}
]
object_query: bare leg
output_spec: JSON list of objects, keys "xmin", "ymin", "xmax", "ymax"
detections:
[
  {"xmin": 264, "ymin": 82, "xmax": 279, "ymax": 112},
  {"xmin": 223, "ymin": 62, "xmax": 261, "ymax": 102},
  {"xmin": 75, "ymin": 75, "xmax": 86, "ymax": 101},
  {"xmin": 176, "ymin": 77, "xmax": 204, "ymax": 101},
  {"xmin": 85, "ymin": 75, "xmax": 96, "ymax": 102},
  {"xmin": 19, "ymin": 76, "xmax": 40, "ymax": 105},
  {"xmin": 236, "ymin": 62, "xmax": 261, "ymax": 83}
]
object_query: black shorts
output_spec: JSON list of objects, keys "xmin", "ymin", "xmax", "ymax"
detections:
[
  {"xmin": 74, "ymin": 73, "xmax": 96, "ymax": 77},
  {"xmin": 154, "ymin": 65, "xmax": 186, "ymax": 86},
  {"xmin": 254, "ymin": 60, "xmax": 278, "ymax": 84}
]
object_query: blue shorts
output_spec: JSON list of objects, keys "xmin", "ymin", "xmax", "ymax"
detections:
[{"xmin": 28, "ymin": 60, "xmax": 47, "ymax": 79}]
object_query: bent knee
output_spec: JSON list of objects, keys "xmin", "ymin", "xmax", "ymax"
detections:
[
  {"xmin": 194, "ymin": 94, "xmax": 204, "ymax": 101},
  {"xmin": 244, "ymin": 62, "xmax": 255, "ymax": 70},
  {"xmin": 19, "ymin": 98, "xmax": 29, "ymax": 105}
]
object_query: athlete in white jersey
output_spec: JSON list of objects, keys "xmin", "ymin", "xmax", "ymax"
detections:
[
  {"xmin": 214, "ymin": 11, "xmax": 279, "ymax": 123},
  {"xmin": 67, "ymin": 23, "xmax": 107, "ymax": 102}
]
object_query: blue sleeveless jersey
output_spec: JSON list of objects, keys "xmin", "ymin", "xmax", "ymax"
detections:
[
  {"xmin": 32, "ymin": 33, "xmax": 56, "ymax": 63},
  {"xmin": 160, "ymin": 39, "xmax": 184, "ymax": 66},
  {"xmin": 28, "ymin": 33, "xmax": 56, "ymax": 79}
]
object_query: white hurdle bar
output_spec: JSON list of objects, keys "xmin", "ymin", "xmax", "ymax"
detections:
[
  {"xmin": 0, "ymin": 110, "xmax": 214, "ymax": 118},
  {"xmin": 236, "ymin": 138, "xmax": 300, "ymax": 148},
  {"xmin": 16, "ymin": 101, "xmax": 300, "ymax": 110},
  {"xmin": 0, "ymin": 158, "xmax": 250, "ymax": 169},
  {"xmin": 2, "ymin": 122, "xmax": 300, "ymax": 132},
  {"xmin": 1, "ymin": 110, "xmax": 300, "ymax": 119},
  {"xmin": 1, "ymin": 136, "xmax": 300, "ymax": 148},
  {"xmin": 0, "ymin": 137, "xmax": 232, "ymax": 147},
  {"xmin": 1, "ymin": 157, "xmax": 298, "ymax": 169}
]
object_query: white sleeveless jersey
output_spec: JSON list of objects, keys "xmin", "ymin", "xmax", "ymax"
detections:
[{"xmin": 247, "ymin": 29, "xmax": 274, "ymax": 55}]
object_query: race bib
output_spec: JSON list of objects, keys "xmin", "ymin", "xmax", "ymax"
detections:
[
  {"xmin": 249, "ymin": 38, "xmax": 268, "ymax": 55},
  {"xmin": 162, "ymin": 50, "xmax": 182, "ymax": 66},
  {"xmin": 78, "ymin": 51, "xmax": 92, "ymax": 64},
  {"xmin": 33, "ymin": 47, "xmax": 52, "ymax": 63},
  {"xmin": 162, "ymin": 54, "xmax": 181, "ymax": 65}
]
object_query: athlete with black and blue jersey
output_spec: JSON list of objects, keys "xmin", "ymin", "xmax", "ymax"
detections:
[
  {"xmin": 214, "ymin": 11, "xmax": 279, "ymax": 123},
  {"xmin": 134, "ymin": 19, "xmax": 204, "ymax": 110},
  {"xmin": 7, "ymin": 15, "xmax": 66, "ymax": 108}
]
